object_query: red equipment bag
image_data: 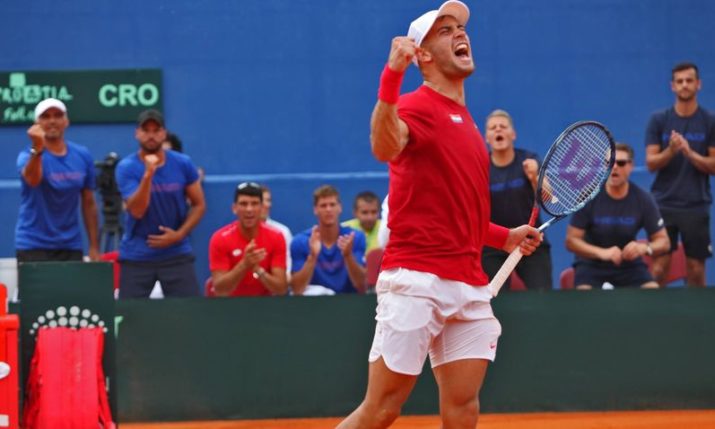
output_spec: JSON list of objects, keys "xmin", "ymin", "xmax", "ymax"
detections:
[
  {"xmin": 22, "ymin": 327, "xmax": 114, "ymax": 429},
  {"xmin": 0, "ymin": 283, "xmax": 19, "ymax": 429}
]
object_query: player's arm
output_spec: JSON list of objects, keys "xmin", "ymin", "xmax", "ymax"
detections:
[
  {"xmin": 344, "ymin": 256, "xmax": 366, "ymax": 293},
  {"xmin": 289, "ymin": 227, "xmax": 321, "ymax": 295},
  {"xmin": 256, "ymin": 235, "xmax": 289, "ymax": 295},
  {"xmin": 289, "ymin": 256, "xmax": 315, "ymax": 295},
  {"xmin": 124, "ymin": 155, "xmax": 159, "ymax": 219},
  {"xmin": 211, "ymin": 266, "xmax": 250, "ymax": 297},
  {"xmin": 370, "ymin": 37, "xmax": 417, "ymax": 162},
  {"xmin": 645, "ymin": 143, "xmax": 677, "ymax": 172},
  {"xmin": 175, "ymin": 180, "xmax": 206, "ymax": 239},
  {"xmin": 22, "ymin": 125, "xmax": 46, "ymax": 187},
  {"xmin": 81, "ymin": 188, "xmax": 100, "ymax": 261},
  {"xmin": 622, "ymin": 229, "xmax": 670, "ymax": 261},
  {"xmin": 255, "ymin": 267, "xmax": 288, "ymax": 296},
  {"xmin": 338, "ymin": 231, "xmax": 366, "ymax": 293},
  {"xmin": 522, "ymin": 158, "xmax": 539, "ymax": 191},
  {"xmin": 502, "ymin": 225, "xmax": 542, "ymax": 256},
  {"xmin": 565, "ymin": 225, "xmax": 622, "ymax": 265},
  {"xmin": 683, "ymin": 145, "xmax": 715, "ymax": 175},
  {"xmin": 648, "ymin": 228, "xmax": 671, "ymax": 256},
  {"xmin": 371, "ymin": 101, "xmax": 409, "ymax": 161}
]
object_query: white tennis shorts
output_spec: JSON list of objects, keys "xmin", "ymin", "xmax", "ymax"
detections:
[{"xmin": 368, "ymin": 267, "xmax": 501, "ymax": 375}]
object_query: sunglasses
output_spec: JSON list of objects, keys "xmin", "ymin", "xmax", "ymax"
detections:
[
  {"xmin": 614, "ymin": 159, "xmax": 632, "ymax": 167},
  {"xmin": 237, "ymin": 181, "xmax": 261, "ymax": 190}
]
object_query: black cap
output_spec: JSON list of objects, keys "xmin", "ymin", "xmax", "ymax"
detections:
[{"xmin": 137, "ymin": 109, "xmax": 165, "ymax": 127}]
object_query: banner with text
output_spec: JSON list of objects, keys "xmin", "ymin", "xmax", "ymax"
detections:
[{"xmin": 0, "ymin": 69, "xmax": 162, "ymax": 125}]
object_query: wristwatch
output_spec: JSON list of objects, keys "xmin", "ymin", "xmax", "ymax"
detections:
[
  {"xmin": 252, "ymin": 268, "xmax": 266, "ymax": 280},
  {"xmin": 29, "ymin": 147, "xmax": 43, "ymax": 157},
  {"xmin": 645, "ymin": 243, "xmax": 654, "ymax": 256}
]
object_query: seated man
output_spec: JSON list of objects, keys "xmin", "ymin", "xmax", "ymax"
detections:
[
  {"xmin": 209, "ymin": 182, "xmax": 288, "ymax": 297},
  {"xmin": 566, "ymin": 143, "xmax": 670, "ymax": 289},
  {"xmin": 291, "ymin": 185, "xmax": 367, "ymax": 294},
  {"xmin": 342, "ymin": 191, "xmax": 382, "ymax": 252}
]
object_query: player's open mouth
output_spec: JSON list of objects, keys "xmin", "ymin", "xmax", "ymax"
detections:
[
  {"xmin": 454, "ymin": 43, "xmax": 470, "ymax": 59},
  {"xmin": 495, "ymin": 135, "xmax": 505, "ymax": 142}
]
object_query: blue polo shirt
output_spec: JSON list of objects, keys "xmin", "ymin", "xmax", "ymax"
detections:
[
  {"xmin": 115, "ymin": 150, "xmax": 199, "ymax": 261},
  {"xmin": 15, "ymin": 141, "xmax": 96, "ymax": 250}
]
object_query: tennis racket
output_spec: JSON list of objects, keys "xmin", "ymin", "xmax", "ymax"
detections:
[{"xmin": 488, "ymin": 121, "xmax": 616, "ymax": 297}]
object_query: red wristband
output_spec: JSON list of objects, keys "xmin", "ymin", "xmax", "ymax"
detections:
[
  {"xmin": 377, "ymin": 64, "xmax": 404, "ymax": 104},
  {"xmin": 485, "ymin": 222, "xmax": 510, "ymax": 249}
]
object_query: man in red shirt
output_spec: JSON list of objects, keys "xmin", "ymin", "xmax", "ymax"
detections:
[
  {"xmin": 339, "ymin": 2, "xmax": 541, "ymax": 428},
  {"xmin": 208, "ymin": 182, "xmax": 288, "ymax": 297}
]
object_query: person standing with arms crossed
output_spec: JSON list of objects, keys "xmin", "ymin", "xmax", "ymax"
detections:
[
  {"xmin": 645, "ymin": 62, "xmax": 715, "ymax": 287},
  {"xmin": 338, "ymin": 2, "xmax": 541, "ymax": 428}
]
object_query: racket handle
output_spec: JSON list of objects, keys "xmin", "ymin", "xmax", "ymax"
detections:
[{"xmin": 488, "ymin": 247, "xmax": 525, "ymax": 297}]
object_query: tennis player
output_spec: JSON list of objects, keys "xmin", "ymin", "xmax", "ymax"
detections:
[{"xmin": 338, "ymin": 2, "xmax": 542, "ymax": 428}]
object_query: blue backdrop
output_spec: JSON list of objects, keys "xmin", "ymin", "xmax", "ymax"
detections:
[{"xmin": 1, "ymin": 0, "xmax": 714, "ymax": 288}]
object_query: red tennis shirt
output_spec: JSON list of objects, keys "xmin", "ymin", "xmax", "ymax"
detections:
[
  {"xmin": 381, "ymin": 85, "xmax": 508, "ymax": 286},
  {"xmin": 208, "ymin": 222, "xmax": 287, "ymax": 296}
]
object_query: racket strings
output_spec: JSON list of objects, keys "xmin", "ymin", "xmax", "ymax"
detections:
[{"xmin": 540, "ymin": 125, "xmax": 612, "ymax": 216}]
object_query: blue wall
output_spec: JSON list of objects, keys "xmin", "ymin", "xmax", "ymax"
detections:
[{"xmin": 2, "ymin": 0, "xmax": 714, "ymax": 287}]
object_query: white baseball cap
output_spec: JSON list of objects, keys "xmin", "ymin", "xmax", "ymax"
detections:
[
  {"xmin": 34, "ymin": 98, "xmax": 67, "ymax": 119},
  {"xmin": 408, "ymin": 0, "xmax": 470, "ymax": 49}
]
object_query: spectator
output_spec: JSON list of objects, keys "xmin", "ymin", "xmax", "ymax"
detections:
[
  {"xmin": 162, "ymin": 131, "xmax": 205, "ymax": 182},
  {"xmin": 290, "ymin": 185, "xmax": 366, "ymax": 294},
  {"xmin": 162, "ymin": 131, "xmax": 184, "ymax": 153},
  {"xmin": 209, "ymin": 182, "xmax": 288, "ymax": 296},
  {"xmin": 15, "ymin": 98, "xmax": 99, "ymax": 262},
  {"xmin": 115, "ymin": 109, "xmax": 206, "ymax": 298},
  {"xmin": 482, "ymin": 109, "xmax": 553, "ymax": 290},
  {"xmin": 260, "ymin": 184, "xmax": 293, "ymax": 274},
  {"xmin": 566, "ymin": 143, "xmax": 670, "ymax": 289},
  {"xmin": 342, "ymin": 191, "xmax": 382, "ymax": 252},
  {"xmin": 645, "ymin": 62, "xmax": 715, "ymax": 287}
]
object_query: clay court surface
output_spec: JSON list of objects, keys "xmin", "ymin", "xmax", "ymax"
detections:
[{"xmin": 124, "ymin": 409, "xmax": 715, "ymax": 429}]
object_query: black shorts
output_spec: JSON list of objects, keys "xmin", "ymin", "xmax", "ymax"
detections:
[
  {"xmin": 119, "ymin": 253, "xmax": 200, "ymax": 298},
  {"xmin": 482, "ymin": 244, "xmax": 553, "ymax": 290},
  {"xmin": 16, "ymin": 249, "xmax": 83, "ymax": 263},
  {"xmin": 660, "ymin": 208, "xmax": 712, "ymax": 260},
  {"xmin": 574, "ymin": 261, "xmax": 653, "ymax": 288}
]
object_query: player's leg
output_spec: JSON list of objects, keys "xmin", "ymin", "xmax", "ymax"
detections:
[
  {"xmin": 679, "ymin": 211, "xmax": 711, "ymax": 287},
  {"xmin": 651, "ymin": 253, "xmax": 672, "ymax": 287},
  {"xmin": 652, "ymin": 212, "xmax": 679, "ymax": 286},
  {"xmin": 516, "ymin": 243, "xmax": 553, "ymax": 290},
  {"xmin": 340, "ymin": 268, "xmax": 441, "ymax": 428},
  {"xmin": 430, "ymin": 316, "xmax": 499, "ymax": 427},
  {"xmin": 157, "ymin": 254, "xmax": 201, "ymax": 297},
  {"xmin": 118, "ymin": 261, "xmax": 158, "ymax": 298},
  {"xmin": 337, "ymin": 358, "xmax": 418, "ymax": 429},
  {"xmin": 573, "ymin": 263, "xmax": 603, "ymax": 290},
  {"xmin": 685, "ymin": 258, "xmax": 706, "ymax": 287},
  {"xmin": 430, "ymin": 281, "xmax": 500, "ymax": 429},
  {"xmin": 612, "ymin": 262, "xmax": 658, "ymax": 289},
  {"xmin": 433, "ymin": 358, "xmax": 489, "ymax": 429}
]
